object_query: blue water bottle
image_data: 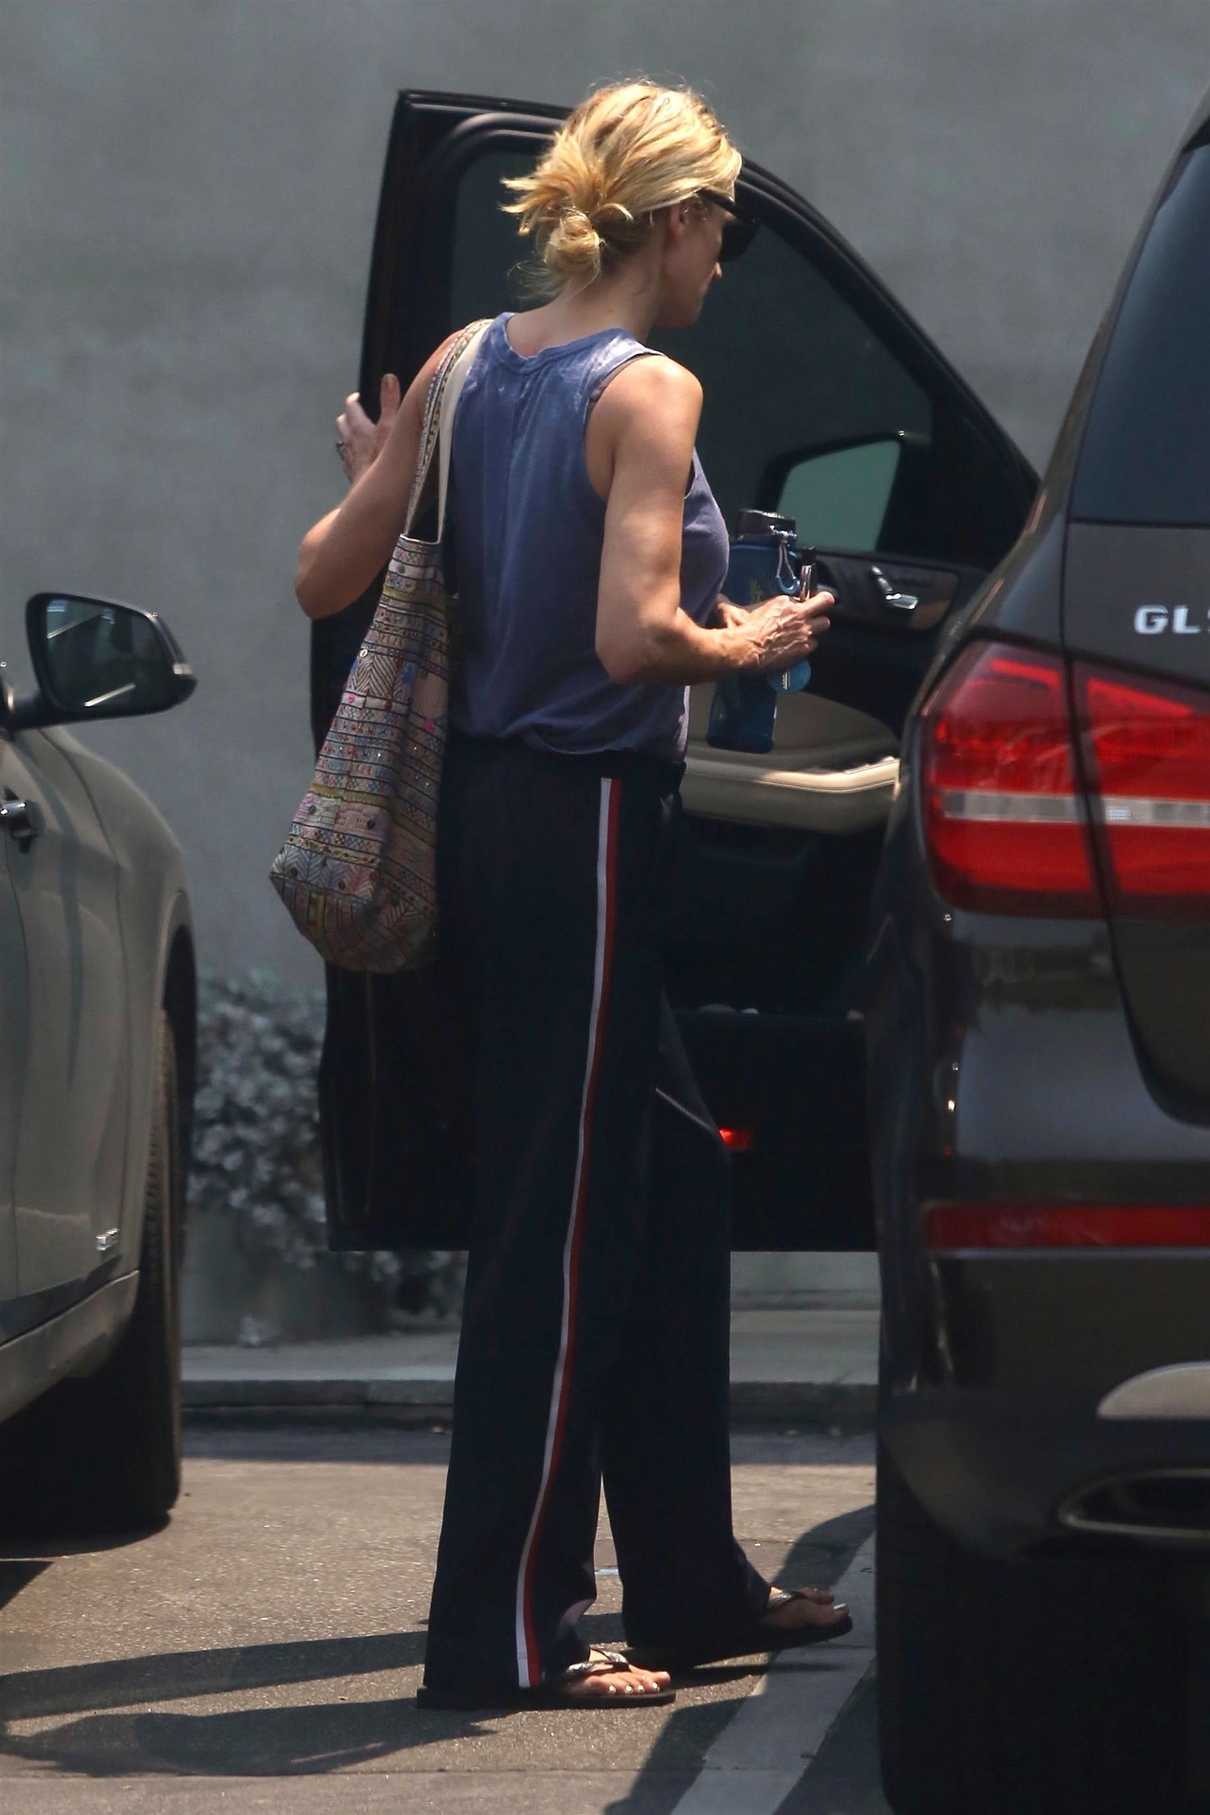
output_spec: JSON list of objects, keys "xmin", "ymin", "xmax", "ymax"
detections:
[{"xmin": 707, "ymin": 511, "xmax": 813, "ymax": 755}]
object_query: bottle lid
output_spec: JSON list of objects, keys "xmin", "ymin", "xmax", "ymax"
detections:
[{"xmin": 735, "ymin": 509, "xmax": 797, "ymax": 540}]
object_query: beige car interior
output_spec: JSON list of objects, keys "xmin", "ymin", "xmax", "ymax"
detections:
[{"xmin": 681, "ymin": 685, "xmax": 900, "ymax": 835}]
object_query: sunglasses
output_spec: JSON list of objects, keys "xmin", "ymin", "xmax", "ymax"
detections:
[{"xmin": 698, "ymin": 189, "xmax": 759, "ymax": 262}]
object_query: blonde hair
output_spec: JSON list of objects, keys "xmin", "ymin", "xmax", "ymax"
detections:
[{"xmin": 502, "ymin": 80, "xmax": 743, "ymax": 292}]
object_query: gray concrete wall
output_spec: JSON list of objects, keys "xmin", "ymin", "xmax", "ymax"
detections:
[{"xmin": 3, "ymin": 0, "xmax": 1207, "ymax": 984}]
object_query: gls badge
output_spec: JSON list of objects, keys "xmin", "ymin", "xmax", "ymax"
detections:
[{"xmin": 1134, "ymin": 604, "xmax": 1208, "ymax": 634}]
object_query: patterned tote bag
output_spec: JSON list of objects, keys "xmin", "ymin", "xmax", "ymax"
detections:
[{"xmin": 270, "ymin": 320, "xmax": 490, "ymax": 971}]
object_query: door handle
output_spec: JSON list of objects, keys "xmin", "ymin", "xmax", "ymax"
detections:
[
  {"xmin": 0, "ymin": 797, "xmax": 37, "ymax": 847},
  {"xmin": 870, "ymin": 565, "xmax": 919, "ymax": 613}
]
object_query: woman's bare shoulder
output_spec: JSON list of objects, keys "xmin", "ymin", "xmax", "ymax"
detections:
[
  {"xmin": 412, "ymin": 329, "xmax": 473, "ymax": 390},
  {"xmin": 617, "ymin": 351, "xmax": 701, "ymax": 403},
  {"xmin": 594, "ymin": 353, "xmax": 703, "ymax": 439},
  {"xmin": 398, "ymin": 326, "xmax": 482, "ymax": 414}
]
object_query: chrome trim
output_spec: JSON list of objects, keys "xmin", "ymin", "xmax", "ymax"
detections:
[
  {"xmin": 1096, "ymin": 796, "xmax": 1210, "ymax": 830},
  {"xmin": 1059, "ymin": 1469, "xmax": 1210, "ymax": 1546},
  {"xmin": 938, "ymin": 789, "xmax": 1085, "ymax": 824},
  {"xmin": 871, "ymin": 564, "xmax": 919, "ymax": 612}
]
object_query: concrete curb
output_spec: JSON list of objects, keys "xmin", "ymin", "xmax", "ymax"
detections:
[
  {"xmin": 183, "ymin": 1377, "xmax": 876, "ymax": 1430},
  {"xmin": 182, "ymin": 1309, "xmax": 880, "ymax": 1431}
]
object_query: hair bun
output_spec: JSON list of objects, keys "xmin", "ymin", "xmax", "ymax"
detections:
[
  {"xmin": 501, "ymin": 80, "xmax": 742, "ymax": 295},
  {"xmin": 545, "ymin": 206, "xmax": 605, "ymax": 282}
]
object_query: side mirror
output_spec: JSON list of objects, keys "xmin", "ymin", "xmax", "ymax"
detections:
[{"xmin": 15, "ymin": 593, "xmax": 197, "ymax": 730}]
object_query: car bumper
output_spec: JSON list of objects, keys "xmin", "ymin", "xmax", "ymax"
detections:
[{"xmin": 881, "ymin": 1253, "xmax": 1210, "ymax": 1558}]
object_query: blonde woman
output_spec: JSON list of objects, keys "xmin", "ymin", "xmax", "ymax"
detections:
[{"xmin": 297, "ymin": 80, "xmax": 844, "ymax": 1711}]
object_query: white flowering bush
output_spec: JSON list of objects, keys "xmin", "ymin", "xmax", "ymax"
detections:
[{"xmin": 190, "ymin": 968, "xmax": 464, "ymax": 1319}]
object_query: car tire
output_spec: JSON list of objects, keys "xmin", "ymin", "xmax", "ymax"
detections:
[
  {"xmin": 877, "ymin": 1436, "xmax": 1193, "ymax": 1814},
  {"xmin": 1, "ymin": 1010, "xmax": 184, "ymax": 1533}
]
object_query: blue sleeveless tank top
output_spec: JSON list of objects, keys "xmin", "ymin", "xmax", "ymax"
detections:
[{"xmin": 447, "ymin": 312, "xmax": 729, "ymax": 762}]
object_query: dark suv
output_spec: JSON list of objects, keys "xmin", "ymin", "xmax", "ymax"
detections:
[
  {"xmin": 314, "ymin": 88, "xmax": 1210, "ymax": 1813},
  {"xmin": 870, "ymin": 97, "xmax": 1210, "ymax": 1814}
]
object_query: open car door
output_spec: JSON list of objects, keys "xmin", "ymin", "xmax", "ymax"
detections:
[{"xmin": 313, "ymin": 90, "xmax": 1037, "ymax": 1254}]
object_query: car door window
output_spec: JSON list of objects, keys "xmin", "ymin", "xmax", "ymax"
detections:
[
  {"xmin": 655, "ymin": 221, "xmax": 1025, "ymax": 572},
  {"xmin": 775, "ymin": 436, "xmax": 907, "ymax": 550},
  {"xmin": 450, "ymin": 146, "xmax": 534, "ymax": 321},
  {"xmin": 444, "ymin": 140, "xmax": 1030, "ymax": 578},
  {"xmin": 341, "ymin": 104, "xmax": 1039, "ymax": 767},
  {"xmin": 654, "ymin": 224, "xmax": 930, "ymax": 530}
]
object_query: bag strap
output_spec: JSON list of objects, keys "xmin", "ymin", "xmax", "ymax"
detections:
[
  {"xmin": 436, "ymin": 321, "xmax": 490, "ymax": 541},
  {"xmin": 402, "ymin": 319, "xmax": 492, "ymax": 541}
]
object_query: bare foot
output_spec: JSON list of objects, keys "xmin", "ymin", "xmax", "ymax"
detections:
[
  {"xmin": 760, "ymin": 1586, "xmax": 850, "ymax": 1634},
  {"xmin": 562, "ymin": 1648, "xmax": 672, "ymax": 1700}
]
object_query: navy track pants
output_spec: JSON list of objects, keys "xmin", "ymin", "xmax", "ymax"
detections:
[{"xmin": 423, "ymin": 732, "xmax": 768, "ymax": 1695}]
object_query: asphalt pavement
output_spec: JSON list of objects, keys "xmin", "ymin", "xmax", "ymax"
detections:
[{"xmin": 0, "ymin": 1425, "xmax": 888, "ymax": 1813}]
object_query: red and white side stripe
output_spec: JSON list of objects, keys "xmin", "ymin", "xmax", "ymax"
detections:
[{"xmin": 514, "ymin": 776, "xmax": 621, "ymax": 1688}]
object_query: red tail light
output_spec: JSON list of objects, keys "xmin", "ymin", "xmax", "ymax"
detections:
[
  {"xmin": 921, "ymin": 641, "xmax": 1210, "ymax": 917},
  {"xmin": 1078, "ymin": 667, "xmax": 1210, "ymax": 915},
  {"xmin": 920, "ymin": 643, "xmax": 1098, "ymax": 913},
  {"xmin": 927, "ymin": 1202, "xmax": 1210, "ymax": 1249}
]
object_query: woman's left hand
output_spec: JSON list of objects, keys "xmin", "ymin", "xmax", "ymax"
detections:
[
  {"xmin": 336, "ymin": 373, "xmax": 401, "ymax": 485},
  {"xmin": 715, "ymin": 592, "xmax": 831, "ymax": 650},
  {"xmin": 714, "ymin": 597, "xmax": 748, "ymax": 631}
]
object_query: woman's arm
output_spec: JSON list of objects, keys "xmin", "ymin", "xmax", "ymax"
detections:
[
  {"xmin": 294, "ymin": 334, "xmax": 460, "ymax": 621},
  {"xmin": 593, "ymin": 358, "xmax": 831, "ymax": 686}
]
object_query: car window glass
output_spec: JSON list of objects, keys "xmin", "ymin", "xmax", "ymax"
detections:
[
  {"xmin": 448, "ymin": 143, "xmax": 1027, "ymax": 570},
  {"xmin": 1072, "ymin": 145, "xmax": 1210, "ymax": 527},
  {"xmin": 653, "ymin": 227, "xmax": 930, "ymax": 535},
  {"xmin": 450, "ymin": 147, "xmax": 534, "ymax": 320},
  {"xmin": 776, "ymin": 438, "xmax": 903, "ymax": 549}
]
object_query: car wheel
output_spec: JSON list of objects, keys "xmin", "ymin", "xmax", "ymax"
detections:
[
  {"xmin": 877, "ymin": 1437, "xmax": 1193, "ymax": 1814},
  {"xmin": 1, "ymin": 1010, "xmax": 184, "ymax": 1532}
]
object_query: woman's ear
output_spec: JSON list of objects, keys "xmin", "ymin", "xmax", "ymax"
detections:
[{"xmin": 662, "ymin": 203, "xmax": 691, "ymax": 245}]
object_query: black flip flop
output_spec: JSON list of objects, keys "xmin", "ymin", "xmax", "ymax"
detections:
[
  {"xmin": 625, "ymin": 1588, "xmax": 853, "ymax": 1672},
  {"xmin": 417, "ymin": 1647, "xmax": 676, "ymax": 1711}
]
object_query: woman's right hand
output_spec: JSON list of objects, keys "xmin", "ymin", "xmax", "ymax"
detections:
[
  {"xmin": 336, "ymin": 374, "xmax": 402, "ymax": 486},
  {"xmin": 740, "ymin": 589, "xmax": 834, "ymax": 671}
]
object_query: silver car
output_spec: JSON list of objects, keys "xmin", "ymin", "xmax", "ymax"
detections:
[{"xmin": 0, "ymin": 592, "xmax": 197, "ymax": 1530}]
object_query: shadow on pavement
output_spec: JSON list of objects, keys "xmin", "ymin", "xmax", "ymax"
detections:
[
  {"xmin": 1, "ymin": 1694, "xmax": 429, "ymax": 1777},
  {"xmin": 0, "ymin": 1629, "xmax": 441, "ymax": 1776},
  {"xmin": 777, "ymin": 1502, "xmax": 875, "ymax": 1590},
  {"xmin": 598, "ymin": 1499, "xmax": 877, "ymax": 1815},
  {"xmin": 0, "ymin": 1519, "xmax": 168, "ymax": 1554},
  {"xmin": 0, "ymin": 1522, "xmax": 171, "ymax": 1623},
  {"xmin": 0, "ymin": 1561, "xmax": 50, "ymax": 1616},
  {"xmin": 0, "ymin": 1502, "xmax": 878, "ymax": 1789},
  {"xmin": 0, "ymin": 1623, "xmax": 749, "ymax": 1781}
]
